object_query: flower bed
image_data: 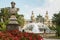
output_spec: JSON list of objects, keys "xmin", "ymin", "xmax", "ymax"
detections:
[{"xmin": 0, "ymin": 30, "xmax": 43, "ymax": 40}]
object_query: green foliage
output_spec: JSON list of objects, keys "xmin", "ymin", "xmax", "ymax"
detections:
[
  {"xmin": 0, "ymin": 8, "xmax": 10, "ymax": 31},
  {"xmin": 0, "ymin": 22, "xmax": 6, "ymax": 31},
  {"xmin": 1, "ymin": 8, "xmax": 9, "ymax": 24},
  {"xmin": 56, "ymin": 25, "xmax": 60, "ymax": 37},
  {"xmin": 52, "ymin": 12, "xmax": 60, "ymax": 25},
  {"xmin": 49, "ymin": 26, "xmax": 56, "ymax": 30},
  {"xmin": 52, "ymin": 11, "xmax": 60, "ymax": 37},
  {"xmin": 17, "ymin": 15, "xmax": 25, "ymax": 27},
  {"xmin": 15, "ymin": 13, "xmax": 25, "ymax": 27}
]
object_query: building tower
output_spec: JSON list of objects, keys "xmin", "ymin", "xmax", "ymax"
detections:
[
  {"xmin": 44, "ymin": 11, "xmax": 50, "ymax": 26},
  {"xmin": 31, "ymin": 11, "xmax": 36, "ymax": 22}
]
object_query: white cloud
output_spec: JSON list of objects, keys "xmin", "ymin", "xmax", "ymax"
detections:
[
  {"xmin": 18, "ymin": 0, "xmax": 60, "ymax": 19},
  {"xmin": 44, "ymin": 0, "xmax": 60, "ymax": 18},
  {"xmin": 31, "ymin": 0, "xmax": 60, "ymax": 19},
  {"xmin": 47, "ymin": 0, "xmax": 54, "ymax": 3}
]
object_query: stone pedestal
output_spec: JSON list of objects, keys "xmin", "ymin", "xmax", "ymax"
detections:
[
  {"xmin": 7, "ymin": 24, "xmax": 19, "ymax": 31},
  {"xmin": 6, "ymin": 15, "xmax": 19, "ymax": 31}
]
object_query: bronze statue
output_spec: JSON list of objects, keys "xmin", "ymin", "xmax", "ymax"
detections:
[{"xmin": 9, "ymin": 1, "xmax": 19, "ymax": 15}]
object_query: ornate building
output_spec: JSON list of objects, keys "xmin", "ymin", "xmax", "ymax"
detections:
[
  {"xmin": 36, "ymin": 14, "xmax": 44, "ymax": 23},
  {"xmin": 24, "ymin": 11, "xmax": 53, "ymax": 27}
]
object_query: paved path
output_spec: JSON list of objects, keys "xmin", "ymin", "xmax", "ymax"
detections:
[{"xmin": 44, "ymin": 38, "xmax": 60, "ymax": 40}]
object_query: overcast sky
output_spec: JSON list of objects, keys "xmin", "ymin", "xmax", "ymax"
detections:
[{"xmin": 0, "ymin": 0, "xmax": 60, "ymax": 19}]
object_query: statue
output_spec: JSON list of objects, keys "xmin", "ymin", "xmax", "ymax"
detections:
[
  {"xmin": 7, "ymin": 2, "xmax": 19, "ymax": 31},
  {"xmin": 9, "ymin": 1, "xmax": 19, "ymax": 15}
]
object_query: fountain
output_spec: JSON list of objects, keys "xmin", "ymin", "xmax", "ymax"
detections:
[{"xmin": 22, "ymin": 22, "xmax": 51, "ymax": 33}]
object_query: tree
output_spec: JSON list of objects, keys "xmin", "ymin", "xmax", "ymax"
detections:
[
  {"xmin": 52, "ymin": 11, "xmax": 60, "ymax": 37},
  {"xmin": 36, "ymin": 14, "xmax": 44, "ymax": 23},
  {"xmin": 1, "ymin": 8, "xmax": 10, "ymax": 24},
  {"xmin": 17, "ymin": 15, "xmax": 25, "ymax": 28}
]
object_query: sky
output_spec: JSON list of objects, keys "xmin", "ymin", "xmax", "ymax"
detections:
[{"xmin": 0, "ymin": 0, "xmax": 60, "ymax": 19}]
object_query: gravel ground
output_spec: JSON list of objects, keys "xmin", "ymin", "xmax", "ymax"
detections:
[{"xmin": 44, "ymin": 38, "xmax": 60, "ymax": 40}]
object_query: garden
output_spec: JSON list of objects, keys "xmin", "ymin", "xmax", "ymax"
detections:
[{"xmin": 0, "ymin": 30, "xmax": 43, "ymax": 40}]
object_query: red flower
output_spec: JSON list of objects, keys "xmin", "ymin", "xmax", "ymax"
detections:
[
  {"xmin": 33, "ymin": 38, "xmax": 37, "ymax": 40},
  {"xmin": 24, "ymin": 32, "xmax": 29, "ymax": 37},
  {"xmin": 13, "ymin": 37, "xmax": 19, "ymax": 40},
  {"xmin": 0, "ymin": 30, "xmax": 43, "ymax": 40},
  {"xmin": 29, "ymin": 36, "xmax": 32, "ymax": 40},
  {"xmin": 37, "ymin": 35, "xmax": 43, "ymax": 40}
]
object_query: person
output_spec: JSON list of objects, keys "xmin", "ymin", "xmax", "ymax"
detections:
[{"xmin": 22, "ymin": 29, "xmax": 25, "ymax": 32}]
